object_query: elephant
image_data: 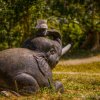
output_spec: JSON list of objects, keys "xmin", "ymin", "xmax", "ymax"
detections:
[
  {"xmin": 0, "ymin": 30, "xmax": 71, "ymax": 95},
  {"xmin": 22, "ymin": 30, "xmax": 62, "ymax": 68}
]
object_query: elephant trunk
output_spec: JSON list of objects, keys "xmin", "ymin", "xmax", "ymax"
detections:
[{"xmin": 61, "ymin": 44, "xmax": 71, "ymax": 56}]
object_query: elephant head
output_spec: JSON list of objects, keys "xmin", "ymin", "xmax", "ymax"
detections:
[{"xmin": 29, "ymin": 30, "xmax": 71, "ymax": 69}]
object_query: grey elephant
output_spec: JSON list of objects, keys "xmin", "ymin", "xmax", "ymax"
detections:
[
  {"xmin": 0, "ymin": 31, "xmax": 71, "ymax": 94},
  {"xmin": 22, "ymin": 30, "xmax": 62, "ymax": 68}
]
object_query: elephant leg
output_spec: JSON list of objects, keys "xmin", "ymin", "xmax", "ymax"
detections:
[
  {"xmin": 13, "ymin": 73, "xmax": 40, "ymax": 94},
  {"xmin": 54, "ymin": 81, "xmax": 64, "ymax": 93}
]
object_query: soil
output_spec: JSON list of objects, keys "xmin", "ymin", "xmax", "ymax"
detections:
[{"xmin": 59, "ymin": 55, "xmax": 100, "ymax": 65}]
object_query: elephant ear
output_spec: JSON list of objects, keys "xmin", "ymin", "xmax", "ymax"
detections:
[
  {"xmin": 46, "ymin": 29, "xmax": 62, "ymax": 45},
  {"xmin": 33, "ymin": 53, "xmax": 52, "ymax": 78}
]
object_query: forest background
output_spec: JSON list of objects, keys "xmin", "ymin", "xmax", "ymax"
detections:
[{"xmin": 0, "ymin": 0, "xmax": 100, "ymax": 51}]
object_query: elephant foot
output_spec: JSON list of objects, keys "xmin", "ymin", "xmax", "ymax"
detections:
[
  {"xmin": 14, "ymin": 73, "xmax": 40, "ymax": 95},
  {"xmin": 0, "ymin": 90, "xmax": 20, "ymax": 97},
  {"xmin": 54, "ymin": 81, "xmax": 64, "ymax": 93},
  {"xmin": 10, "ymin": 90, "xmax": 21, "ymax": 96}
]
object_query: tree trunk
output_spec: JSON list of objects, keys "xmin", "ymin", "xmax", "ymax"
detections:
[
  {"xmin": 81, "ymin": 30, "xmax": 94, "ymax": 49},
  {"xmin": 91, "ymin": 32, "xmax": 100, "ymax": 51},
  {"xmin": 21, "ymin": 10, "xmax": 30, "ymax": 43}
]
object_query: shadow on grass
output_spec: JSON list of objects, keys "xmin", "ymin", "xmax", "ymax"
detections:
[{"xmin": 62, "ymin": 49, "xmax": 100, "ymax": 60}]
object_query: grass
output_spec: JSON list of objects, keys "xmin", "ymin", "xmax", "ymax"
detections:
[
  {"xmin": 54, "ymin": 62, "xmax": 100, "ymax": 73},
  {"xmin": 0, "ymin": 61, "xmax": 100, "ymax": 100},
  {"xmin": 53, "ymin": 74, "xmax": 100, "ymax": 99}
]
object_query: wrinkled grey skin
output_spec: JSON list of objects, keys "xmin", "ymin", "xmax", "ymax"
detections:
[
  {"xmin": 0, "ymin": 48, "xmax": 55, "ymax": 94},
  {"xmin": 0, "ymin": 32, "xmax": 64, "ymax": 94},
  {"xmin": 22, "ymin": 30, "xmax": 62, "ymax": 69},
  {"xmin": 29, "ymin": 37, "xmax": 62, "ymax": 69}
]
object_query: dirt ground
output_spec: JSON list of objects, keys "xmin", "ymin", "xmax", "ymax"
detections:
[{"xmin": 59, "ymin": 55, "xmax": 100, "ymax": 65}]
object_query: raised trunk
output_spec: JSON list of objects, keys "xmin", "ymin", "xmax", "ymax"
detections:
[{"xmin": 61, "ymin": 44, "xmax": 71, "ymax": 56}]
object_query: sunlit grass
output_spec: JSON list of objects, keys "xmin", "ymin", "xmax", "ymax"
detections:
[
  {"xmin": 54, "ymin": 62, "xmax": 100, "ymax": 73},
  {"xmin": 53, "ymin": 73, "xmax": 100, "ymax": 100}
]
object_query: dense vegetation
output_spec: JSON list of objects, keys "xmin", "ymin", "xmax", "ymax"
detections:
[
  {"xmin": 0, "ymin": 1, "xmax": 100, "ymax": 99},
  {"xmin": 0, "ymin": 0, "xmax": 100, "ymax": 50}
]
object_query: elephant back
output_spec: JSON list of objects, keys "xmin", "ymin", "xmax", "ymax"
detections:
[
  {"xmin": 31, "ymin": 37, "xmax": 62, "ymax": 55},
  {"xmin": 0, "ymin": 48, "xmax": 52, "ymax": 87}
]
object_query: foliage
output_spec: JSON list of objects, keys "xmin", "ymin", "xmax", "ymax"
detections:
[{"xmin": 0, "ymin": 0, "xmax": 100, "ymax": 50}]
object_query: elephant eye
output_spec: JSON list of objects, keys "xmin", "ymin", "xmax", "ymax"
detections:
[{"xmin": 50, "ymin": 49, "xmax": 56, "ymax": 55}]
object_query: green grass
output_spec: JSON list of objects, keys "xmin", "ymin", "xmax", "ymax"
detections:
[
  {"xmin": 53, "ymin": 74, "xmax": 100, "ymax": 100},
  {"xmin": 0, "ymin": 62, "xmax": 100, "ymax": 100}
]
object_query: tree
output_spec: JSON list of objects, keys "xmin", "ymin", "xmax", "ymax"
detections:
[{"xmin": 0, "ymin": 0, "xmax": 99, "ymax": 50}]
